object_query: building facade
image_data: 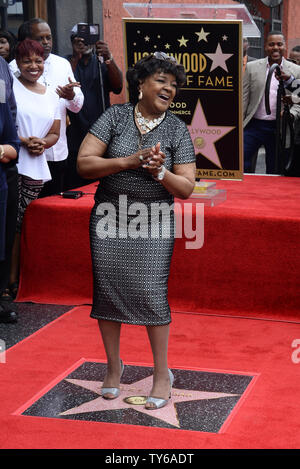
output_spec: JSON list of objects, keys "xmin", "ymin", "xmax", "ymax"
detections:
[{"xmin": 1, "ymin": 0, "xmax": 300, "ymax": 105}]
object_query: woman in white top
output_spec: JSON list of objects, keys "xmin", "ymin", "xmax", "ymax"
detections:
[{"xmin": 10, "ymin": 39, "xmax": 60, "ymax": 297}]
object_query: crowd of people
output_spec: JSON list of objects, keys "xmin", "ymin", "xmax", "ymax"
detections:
[{"xmin": 0, "ymin": 18, "xmax": 123, "ymax": 324}]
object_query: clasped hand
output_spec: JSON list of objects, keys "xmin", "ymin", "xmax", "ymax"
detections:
[
  {"xmin": 129, "ymin": 142, "xmax": 166, "ymax": 178},
  {"xmin": 24, "ymin": 136, "xmax": 46, "ymax": 156}
]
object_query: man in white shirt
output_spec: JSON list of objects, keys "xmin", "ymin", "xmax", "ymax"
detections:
[
  {"xmin": 10, "ymin": 18, "xmax": 84, "ymax": 195},
  {"xmin": 243, "ymin": 32, "xmax": 300, "ymax": 174}
]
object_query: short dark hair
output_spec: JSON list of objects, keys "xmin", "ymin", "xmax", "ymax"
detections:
[
  {"xmin": 15, "ymin": 38, "xmax": 44, "ymax": 61},
  {"xmin": 18, "ymin": 18, "xmax": 47, "ymax": 41},
  {"xmin": 0, "ymin": 29, "xmax": 17, "ymax": 61},
  {"xmin": 266, "ymin": 30, "xmax": 285, "ymax": 42},
  {"xmin": 292, "ymin": 45, "xmax": 300, "ymax": 53},
  {"xmin": 126, "ymin": 53, "xmax": 186, "ymax": 105}
]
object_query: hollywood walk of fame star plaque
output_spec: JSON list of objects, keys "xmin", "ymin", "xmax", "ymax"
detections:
[
  {"xmin": 123, "ymin": 14, "xmax": 244, "ymax": 181},
  {"xmin": 17, "ymin": 360, "xmax": 257, "ymax": 433}
]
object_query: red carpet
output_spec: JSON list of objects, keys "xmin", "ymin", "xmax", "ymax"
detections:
[
  {"xmin": 17, "ymin": 175, "xmax": 300, "ymax": 320},
  {"xmin": 3, "ymin": 175, "xmax": 299, "ymax": 450},
  {"xmin": 1, "ymin": 307, "xmax": 300, "ymax": 449}
]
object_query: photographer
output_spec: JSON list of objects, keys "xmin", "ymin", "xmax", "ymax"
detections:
[
  {"xmin": 274, "ymin": 69, "xmax": 300, "ymax": 176},
  {"xmin": 65, "ymin": 23, "xmax": 123, "ymax": 190}
]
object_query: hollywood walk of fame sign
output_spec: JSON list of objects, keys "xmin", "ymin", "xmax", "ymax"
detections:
[{"xmin": 123, "ymin": 18, "xmax": 243, "ymax": 180}]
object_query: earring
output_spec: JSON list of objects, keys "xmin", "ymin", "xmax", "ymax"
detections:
[{"xmin": 138, "ymin": 89, "xmax": 143, "ymax": 100}]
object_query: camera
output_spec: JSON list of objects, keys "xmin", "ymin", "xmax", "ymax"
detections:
[{"xmin": 77, "ymin": 23, "xmax": 100, "ymax": 45}]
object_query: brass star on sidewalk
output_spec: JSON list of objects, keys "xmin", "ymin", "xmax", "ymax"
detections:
[{"xmin": 59, "ymin": 375, "xmax": 238, "ymax": 428}]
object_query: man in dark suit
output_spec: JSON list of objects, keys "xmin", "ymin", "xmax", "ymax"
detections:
[{"xmin": 243, "ymin": 31, "xmax": 300, "ymax": 174}]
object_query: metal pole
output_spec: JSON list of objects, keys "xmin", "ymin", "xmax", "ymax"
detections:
[
  {"xmin": 97, "ymin": 58, "xmax": 106, "ymax": 113},
  {"xmin": 87, "ymin": 0, "xmax": 93, "ymax": 24},
  {"xmin": 270, "ymin": 6, "xmax": 273, "ymax": 31},
  {"xmin": 0, "ymin": 6, "xmax": 7, "ymax": 29}
]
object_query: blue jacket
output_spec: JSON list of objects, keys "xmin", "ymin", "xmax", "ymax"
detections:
[{"xmin": 0, "ymin": 55, "xmax": 17, "ymax": 123}]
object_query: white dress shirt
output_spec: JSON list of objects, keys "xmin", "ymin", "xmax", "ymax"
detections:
[
  {"xmin": 254, "ymin": 63, "xmax": 278, "ymax": 121},
  {"xmin": 10, "ymin": 53, "xmax": 84, "ymax": 162}
]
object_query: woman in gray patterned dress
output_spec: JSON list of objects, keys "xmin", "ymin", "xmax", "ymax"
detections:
[{"xmin": 77, "ymin": 53, "xmax": 196, "ymax": 410}]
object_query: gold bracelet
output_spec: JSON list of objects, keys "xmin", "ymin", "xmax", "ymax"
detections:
[{"xmin": 0, "ymin": 145, "xmax": 4, "ymax": 160}]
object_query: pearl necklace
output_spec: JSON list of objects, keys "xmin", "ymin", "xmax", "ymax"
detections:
[{"xmin": 135, "ymin": 105, "xmax": 165, "ymax": 133}]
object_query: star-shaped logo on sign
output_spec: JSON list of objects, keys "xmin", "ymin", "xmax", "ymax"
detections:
[
  {"xmin": 187, "ymin": 100, "xmax": 235, "ymax": 168},
  {"xmin": 59, "ymin": 375, "xmax": 237, "ymax": 429},
  {"xmin": 195, "ymin": 28, "xmax": 210, "ymax": 42},
  {"xmin": 205, "ymin": 43, "xmax": 233, "ymax": 72},
  {"xmin": 178, "ymin": 35, "xmax": 189, "ymax": 47}
]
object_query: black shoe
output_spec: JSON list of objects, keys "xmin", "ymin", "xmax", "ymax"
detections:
[
  {"xmin": 0, "ymin": 288, "xmax": 13, "ymax": 303},
  {"xmin": 0, "ymin": 304, "xmax": 18, "ymax": 323},
  {"xmin": 8, "ymin": 282, "xmax": 19, "ymax": 300}
]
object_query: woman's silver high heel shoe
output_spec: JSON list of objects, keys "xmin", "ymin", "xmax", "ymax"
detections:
[
  {"xmin": 101, "ymin": 359, "xmax": 124, "ymax": 399},
  {"xmin": 145, "ymin": 369, "xmax": 174, "ymax": 410}
]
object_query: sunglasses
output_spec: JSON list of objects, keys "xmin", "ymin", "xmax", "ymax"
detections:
[
  {"xmin": 146, "ymin": 51, "xmax": 178, "ymax": 64},
  {"xmin": 153, "ymin": 51, "xmax": 177, "ymax": 63}
]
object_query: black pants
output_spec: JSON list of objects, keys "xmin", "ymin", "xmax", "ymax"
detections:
[
  {"xmin": 64, "ymin": 150, "xmax": 96, "ymax": 191},
  {"xmin": 0, "ymin": 165, "xmax": 18, "ymax": 295},
  {"xmin": 39, "ymin": 159, "xmax": 67, "ymax": 198},
  {"xmin": 244, "ymin": 118, "xmax": 277, "ymax": 174},
  {"xmin": 283, "ymin": 144, "xmax": 300, "ymax": 177}
]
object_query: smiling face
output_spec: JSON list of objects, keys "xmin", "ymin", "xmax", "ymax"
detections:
[
  {"xmin": 138, "ymin": 71, "xmax": 177, "ymax": 118},
  {"xmin": 17, "ymin": 53, "xmax": 44, "ymax": 83},
  {"xmin": 265, "ymin": 34, "xmax": 286, "ymax": 65}
]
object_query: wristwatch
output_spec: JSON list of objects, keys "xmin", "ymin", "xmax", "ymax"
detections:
[
  {"xmin": 0, "ymin": 145, "xmax": 4, "ymax": 160},
  {"xmin": 154, "ymin": 165, "xmax": 166, "ymax": 181}
]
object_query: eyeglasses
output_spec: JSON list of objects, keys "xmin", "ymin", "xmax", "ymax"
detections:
[{"xmin": 153, "ymin": 51, "xmax": 178, "ymax": 64}]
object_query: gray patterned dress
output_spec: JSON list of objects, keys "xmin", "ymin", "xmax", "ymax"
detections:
[{"xmin": 89, "ymin": 103, "xmax": 195, "ymax": 325}]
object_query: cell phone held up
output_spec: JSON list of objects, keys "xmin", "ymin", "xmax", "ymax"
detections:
[{"xmin": 77, "ymin": 23, "xmax": 100, "ymax": 45}]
